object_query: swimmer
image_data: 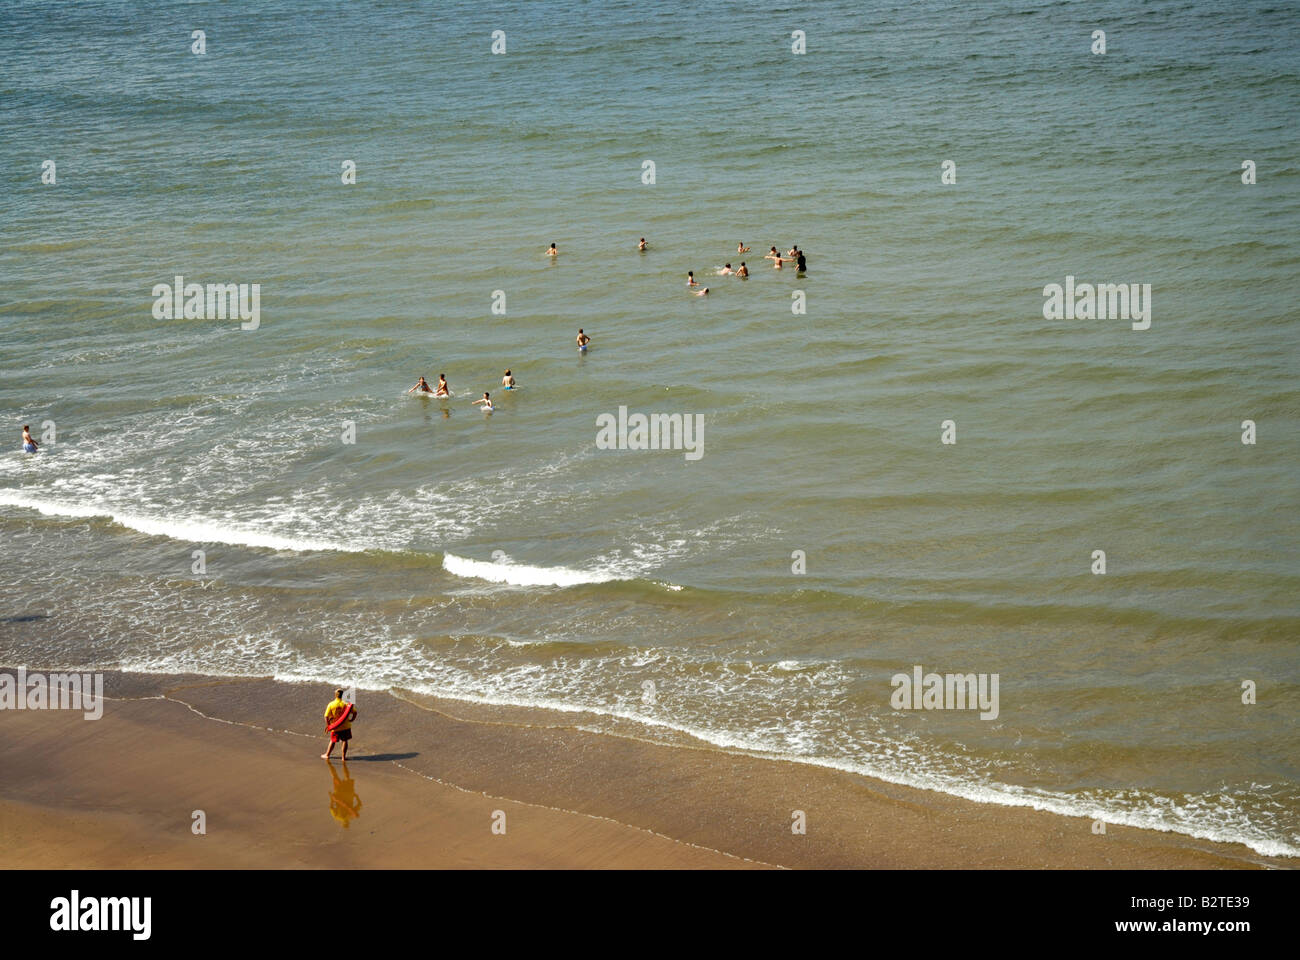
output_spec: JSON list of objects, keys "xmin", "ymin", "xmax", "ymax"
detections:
[
  {"xmin": 796, "ymin": 251, "xmax": 807, "ymax": 272},
  {"xmin": 686, "ymin": 271, "xmax": 698, "ymax": 287},
  {"xmin": 435, "ymin": 374, "xmax": 450, "ymax": 397},
  {"xmin": 694, "ymin": 286, "xmax": 709, "ymax": 296},
  {"xmin": 718, "ymin": 263, "xmax": 733, "ymax": 276},
  {"xmin": 547, "ymin": 243, "xmax": 558, "ymax": 256},
  {"xmin": 502, "ymin": 369, "xmax": 516, "ymax": 389},
  {"xmin": 638, "ymin": 237, "xmax": 648, "ymax": 251},
  {"xmin": 577, "ymin": 329, "xmax": 591, "ymax": 351},
  {"xmin": 473, "ymin": 392, "xmax": 494, "ymax": 411},
  {"xmin": 737, "ymin": 242, "xmax": 751, "ymax": 253},
  {"xmin": 407, "ymin": 376, "xmax": 435, "ymax": 394},
  {"xmin": 787, "ymin": 244, "xmax": 799, "ymax": 258},
  {"xmin": 764, "ymin": 246, "xmax": 781, "ymax": 261},
  {"xmin": 735, "ymin": 262, "xmax": 749, "ymax": 278},
  {"xmin": 21, "ymin": 424, "xmax": 38, "ymax": 454}
]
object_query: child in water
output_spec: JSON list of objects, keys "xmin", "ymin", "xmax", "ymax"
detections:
[
  {"xmin": 407, "ymin": 376, "xmax": 434, "ymax": 394},
  {"xmin": 473, "ymin": 392, "xmax": 494, "ymax": 412},
  {"xmin": 502, "ymin": 369, "xmax": 515, "ymax": 389},
  {"xmin": 435, "ymin": 374, "xmax": 450, "ymax": 397}
]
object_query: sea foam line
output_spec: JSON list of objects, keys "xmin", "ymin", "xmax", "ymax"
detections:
[
  {"xmin": 441, "ymin": 552, "xmax": 630, "ymax": 587},
  {"xmin": 0, "ymin": 491, "xmax": 356, "ymax": 554}
]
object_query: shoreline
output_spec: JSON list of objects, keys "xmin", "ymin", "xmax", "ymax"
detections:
[{"xmin": 0, "ymin": 668, "xmax": 1290, "ymax": 869}]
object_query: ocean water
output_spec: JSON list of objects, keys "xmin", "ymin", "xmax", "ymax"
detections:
[{"xmin": 2, "ymin": 0, "xmax": 1298, "ymax": 857}]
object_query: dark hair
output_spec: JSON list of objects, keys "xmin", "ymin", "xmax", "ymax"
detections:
[
  {"xmin": 725, "ymin": 263, "xmax": 731, "ymax": 268},
  {"xmin": 505, "ymin": 369, "xmax": 511, "ymax": 375},
  {"xmin": 335, "ymin": 688, "xmax": 344, "ymax": 699},
  {"xmin": 23, "ymin": 424, "xmax": 29, "ymax": 430}
]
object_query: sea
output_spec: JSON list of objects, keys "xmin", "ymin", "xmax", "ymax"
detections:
[{"xmin": 2, "ymin": 0, "xmax": 1297, "ymax": 857}]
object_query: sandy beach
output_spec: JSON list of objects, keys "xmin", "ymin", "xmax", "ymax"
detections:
[{"xmin": 0, "ymin": 669, "xmax": 1286, "ymax": 870}]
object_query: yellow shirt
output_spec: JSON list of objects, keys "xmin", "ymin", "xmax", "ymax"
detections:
[{"xmin": 324, "ymin": 698, "xmax": 352, "ymax": 731}]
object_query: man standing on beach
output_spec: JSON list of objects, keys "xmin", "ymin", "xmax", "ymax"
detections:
[{"xmin": 322, "ymin": 688, "xmax": 356, "ymax": 761}]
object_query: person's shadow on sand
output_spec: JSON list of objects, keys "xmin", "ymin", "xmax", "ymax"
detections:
[
  {"xmin": 327, "ymin": 762, "xmax": 362, "ymax": 828},
  {"xmin": 341, "ymin": 752, "xmax": 418, "ymax": 762}
]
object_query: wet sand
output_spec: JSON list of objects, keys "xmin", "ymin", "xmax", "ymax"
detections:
[{"xmin": 0, "ymin": 670, "xmax": 1288, "ymax": 869}]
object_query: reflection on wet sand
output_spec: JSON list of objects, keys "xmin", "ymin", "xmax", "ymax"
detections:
[{"xmin": 327, "ymin": 762, "xmax": 361, "ymax": 828}]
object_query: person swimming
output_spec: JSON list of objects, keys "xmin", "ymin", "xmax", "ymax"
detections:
[
  {"xmin": 473, "ymin": 392, "xmax": 494, "ymax": 412},
  {"xmin": 764, "ymin": 246, "xmax": 781, "ymax": 261},
  {"xmin": 718, "ymin": 263, "xmax": 733, "ymax": 275},
  {"xmin": 577, "ymin": 329, "xmax": 591, "ymax": 352},
  {"xmin": 547, "ymin": 243, "xmax": 558, "ymax": 256},
  {"xmin": 435, "ymin": 374, "xmax": 450, "ymax": 397},
  {"xmin": 686, "ymin": 271, "xmax": 698, "ymax": 287},
  {"xmin": 695, "ymin": 286, "xmax": 709, "ymax": 296},
  {"xmin": 735, "ymin": 262, "xmax": 749, "ymax": 277},
  {"xmin": 787, "ymin": 244, "xmax": 799, "ymax": 258},
  {"xmin": 21, "ymin": 424, "xmax": 38, "ymax": 454},
  {"xmin": 407, "ymin": 376, "xmax": 434, "ymax": 394},
  {"xmin": 502, "ymin": 369, "xmax": 515, "ymax": 389},
  {"xmin": 638, "ymin": 237, "xmax": 648, "ymax": 251},
  {"xmin": 737, "ymin": 241, "xmax": 751, "ymax": 253}
]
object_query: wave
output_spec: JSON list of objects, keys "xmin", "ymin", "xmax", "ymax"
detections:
[
  {"xmin": 0, "ymin": 491, "xmax": 357, "ymax": 554},
  {"xmin": 442, "ymin": 552, "xmax": 633, "ymax": 587},
  {"xmin": 0, "ymin": 494, "xmax": 683, "ymax": 588}
]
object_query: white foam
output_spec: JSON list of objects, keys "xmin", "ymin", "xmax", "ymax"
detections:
[
  {"xmin": 442, "ymin": 552, "xmax": 628, "ymax": 587},
  {"xmin": 0, "ymin": 491, "xmax": 356, "ymax": 553}
]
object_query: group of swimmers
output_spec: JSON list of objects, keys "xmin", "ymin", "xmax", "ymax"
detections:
[
  {"xmin": 395, "ymin": 236, "xmax": 804, "ymax": 419},
  {"xmin": 686, "ymin": 241, "xmax": 808, "ymax": 296},
  {"xmin": 407, "ymin": 326, "xmax": 593, "ymax": 413},
  {"xmin": 408, "ymin": 366, "xmax": 525, "ymax": 413}
]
